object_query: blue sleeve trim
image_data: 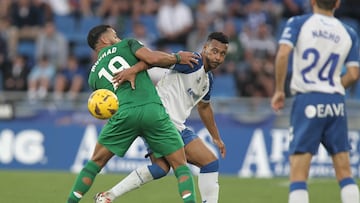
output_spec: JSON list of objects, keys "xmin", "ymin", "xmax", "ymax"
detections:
[
  {"xmin": 173, "ymin": 52, "xmax": 203, "ymax": 73},
  {"xmin": 202, "ymin": 72, "xmax": 213, "ymax": 101},
  {"xmin": 342, "ymin": 24, "xmax": 360, "ymax": 65},
  {"xmin": 280, "ymin": 14, "xmax": 312, "ymax": 46}
]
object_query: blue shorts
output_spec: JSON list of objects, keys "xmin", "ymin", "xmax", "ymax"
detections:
[
  {"xmin": 180, "ymin": 128, "xmax": 198, "ymax": 145},
  {"xmin": 289, "ymin": 92, "xmax": 350, "ymax": 155}
]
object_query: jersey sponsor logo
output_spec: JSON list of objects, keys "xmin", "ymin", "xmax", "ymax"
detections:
[
  {"xmin": 187, "ymin": 86, "xmax": 207, "ymax": 102},
  {"xmin": 304, "ymin": 103, "xmax": 344, "ymax": 118}
]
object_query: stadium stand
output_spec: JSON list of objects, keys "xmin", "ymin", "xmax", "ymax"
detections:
[{"xmin": 1, "ymin": 0, "xmax": 360, "ymax": 101}]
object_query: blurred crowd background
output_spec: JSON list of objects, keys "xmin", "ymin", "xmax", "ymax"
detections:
[{"xmin": 0, "ymin": 0, "xmax": 360, "ymax": 104}]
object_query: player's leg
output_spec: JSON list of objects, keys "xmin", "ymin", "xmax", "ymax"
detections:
[
  {"xmin": 288, "ymin": 93, "xmax": 325, "ymax": 203},
  {"xmin": 332, "ymin": 152, "xmax": 359, "ymax": 203},
  {"xmin": 142, "ymin": 103, "xmax": 197, "ymax": 203},
  {"xmin": 323, "ymin": 94, "xmax": 359, "ymax": 203},
  {"xmin": 90, "ymin": 107, "xmax": 139, "ymax": 203},
  {"xmin": 288, "ymin": 153, "xmax": 312, "ymax": 203},
  {"xmin": 164, "ymin": 147, "xmax": 197, "ymax": 203},
  {"xmin": 103, "ymin": 156, "xmax": 170, "ymax": 202},
  {"xmin": 184, "ymin": 134, "xmax": 219, "ymax": 203},
  {"xmin": 67, "ymin": 142, "xmax": 114, "ymax": 203}
]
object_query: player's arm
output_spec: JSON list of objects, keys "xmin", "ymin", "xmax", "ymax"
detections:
[
  {"xmin": 274, "ymin": 44, "xmax": 292, "ymax": 93},
  {"xmin": 135, "ymin": 47, "xmax": 199, "ymax": 68},
  {"xmin": 271, "ymin": 43, "xmax": 292, "ymax": 111},
  {"xmin": 113, "ymin": 49, "xmax": 199, "ymax": 88},
  {"xmin": 341, "ymin": 66, "xmax": 359, "ymax": 88},
  {"xmin": 197, "ymin": 101, "xmax": 226, "ymax": 158},
  {"xmin": 112, "ymin": 61, "xmax": 149, "ymax": 89},
  {"xmin": 341, "ymin": 26, "xmax": 360, "ymax": 89}
]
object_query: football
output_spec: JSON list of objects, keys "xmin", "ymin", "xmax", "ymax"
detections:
[{"xmin": 87, "ymin": 89, "xmax": 119, "ymax": 119}]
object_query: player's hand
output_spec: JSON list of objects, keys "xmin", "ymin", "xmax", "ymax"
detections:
[
  {"xmin": 112, "ymin": 68, "xmax": 137, "ymax": 90},
  {"xmin": 213, "ymin": 138, "xmax": 226, "ymax": 158},
  {"xmin": 271, "ymin": 91, "xmax": 286, "ymax": 112},
  {"xmin": 177, "ymin": 51, "xmax": 199, "ymax": 68}
]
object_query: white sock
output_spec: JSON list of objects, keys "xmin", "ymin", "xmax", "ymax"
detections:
[
  {"xmin": 108, "ymin": 165, "xmax": 154, "ymax": 200},
  {"xmin": 341, "ymin": 184, "xmax": 360, "ymax": 203},
  {"xmin": 198, "ymin": 172, "xmax": 219, "ymax": 203},
  {"xmin": 289, "ymin": 189, "xmax": 309, "ymax": 203}
]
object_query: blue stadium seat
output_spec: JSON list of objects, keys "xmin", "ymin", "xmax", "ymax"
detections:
[
  {"xmin": 233, "ymin": 17, "xmax": 244, "ymax": 33},
  {"xmin": 73, "ymin": 16, "xmax": 103, "ymax": 43},
  {"xmin": 79, "ymin": 16, "xmax": 102, "ymax": 34},
  {"xmin": 122, "ymin": 18, "xmax": 133, "ymax": 37},
  {"xmin": 17, "ymin": 41, "xmax": 36, "ymax": 61},
  {"xmin": 139, "ymin": 15, "xmax": 159, "ymax": 38},
  {"xmin": 70, "ymin": 16, "xmax": 102, "ymax": 59},
  {"xmin": 54, "ymin": 14, "xmax": 77, "ymax": 42},
  {"xmin": 73, "ymin": 44, "xmax": 93, "ymax": 59},
  {"xmin": 212, "ymin": 74, "xmax": 237, "ymax": 97}
]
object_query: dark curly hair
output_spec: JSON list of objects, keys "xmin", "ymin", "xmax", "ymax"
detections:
[
  {"xmin": 207, "ymin": 32, "xmax": 229, "ymax": 44},
  {"xmin": 87, "ymin": 25, "xmax": 112, "ymax": 50}
]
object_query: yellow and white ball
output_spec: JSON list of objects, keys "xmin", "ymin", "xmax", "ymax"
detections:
[{"xmin": 87, "ymin": 89, "xmax": 119, "ymax": 119}]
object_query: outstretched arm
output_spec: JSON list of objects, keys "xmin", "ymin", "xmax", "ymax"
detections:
[
  {"xmin": 113, "ymin": 48, "xmax": 199, "ymax": 89},
  {"xmin": 135, "ymin": 47, "xmax": 199, "ymax": 68},
  {"xmin": 197, "ymin": 101, "xmax": 226, "ymax": 158}
]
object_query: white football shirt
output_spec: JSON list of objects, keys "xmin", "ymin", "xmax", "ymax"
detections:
[
  {"xmin": 279, "ymin": 14, "xmax": 359, "ymax": 95},
  {"xmin": 155, "ymin": 55, "xmax": 213, "ymax": 131}
]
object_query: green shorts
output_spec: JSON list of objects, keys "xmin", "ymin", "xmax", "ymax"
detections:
[{"xmin": 98, "ymin": 103, "xmax": 184, "ymax": 158}]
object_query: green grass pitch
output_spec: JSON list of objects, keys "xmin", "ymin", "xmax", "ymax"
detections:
[{"xmin": 0, "ymin": 170, "xmax": 358, "ymax": 203}]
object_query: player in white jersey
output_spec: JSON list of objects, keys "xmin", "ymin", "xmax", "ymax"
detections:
[
  {"xmin": 271, "ymin": 0, "xmax": 360, "ymax": 203},
  {"xmin": 94, "ymin": 32, "xmax": 228, "ymax": 203}
]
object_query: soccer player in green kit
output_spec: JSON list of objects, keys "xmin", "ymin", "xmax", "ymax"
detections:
[{"xmin": 66, "ymin": 25, "xmax": 199, "ymax": 203}]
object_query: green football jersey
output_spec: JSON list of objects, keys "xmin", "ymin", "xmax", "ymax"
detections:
[{"xmin": 88, "ymin": 38, "xmax": 162, "ymax": 110}]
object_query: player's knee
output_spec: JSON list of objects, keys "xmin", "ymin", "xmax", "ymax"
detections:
[
  {"xmin": 200, "ymin": 160, "xmax": 219, "ymax": 173},
  {"xmin": 148, "ymin": 164, "xmax": 168, "ymax": 179}
]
